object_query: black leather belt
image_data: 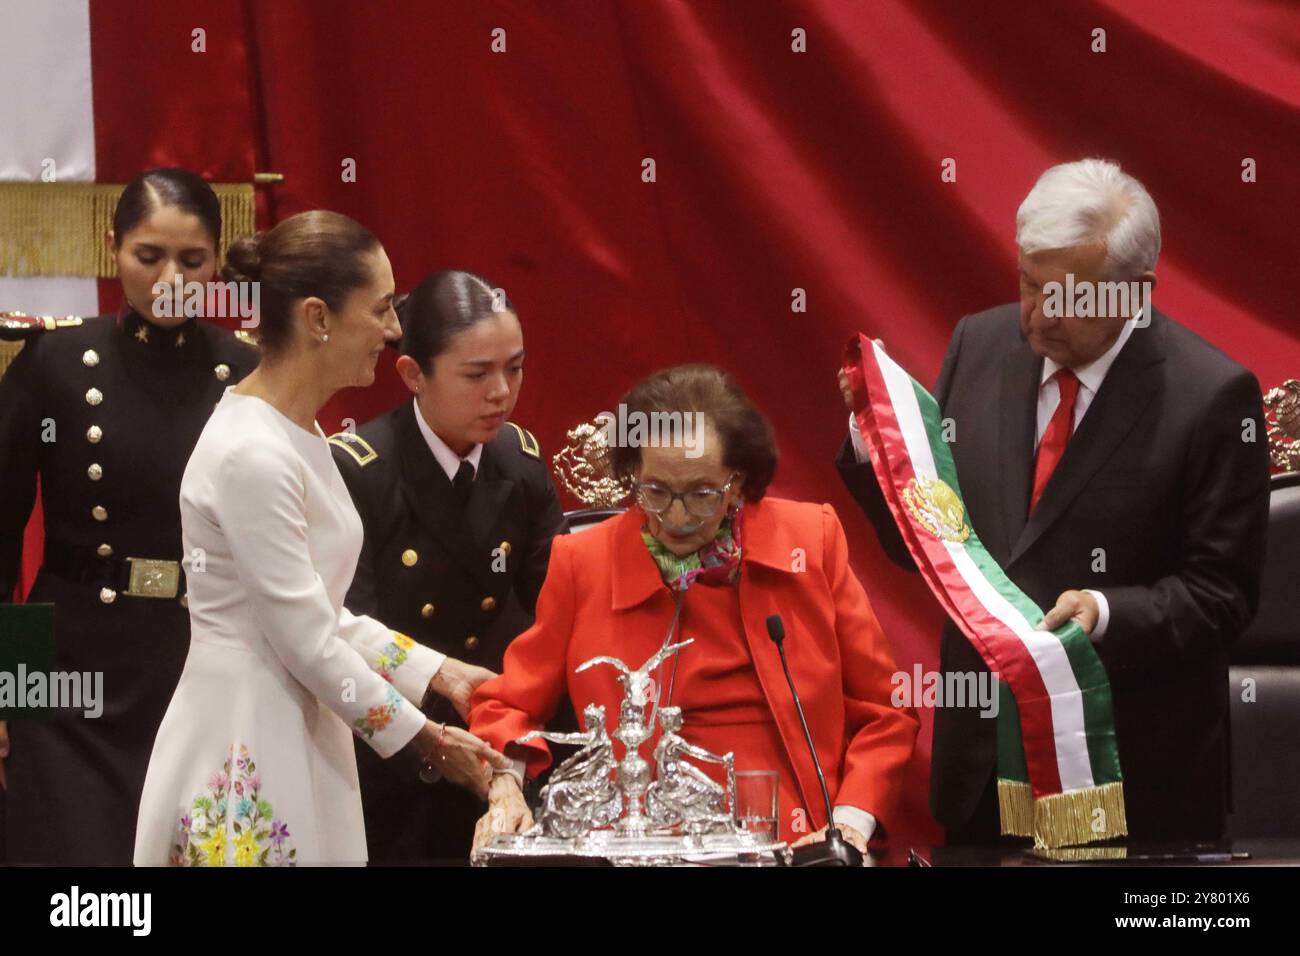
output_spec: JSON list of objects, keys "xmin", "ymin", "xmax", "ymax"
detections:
[{"xmin": 43, "ymin": 541, "xmax": 186, "ymax": 600}]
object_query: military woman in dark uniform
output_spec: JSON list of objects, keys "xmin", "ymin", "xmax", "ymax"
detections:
[
  {"xmin": 0, "ymin": 169, "xmax": 259, "ymax": 864},
  {"xmin": 329, "ymin": 270, "xmax": 565, "ymax": 862}
]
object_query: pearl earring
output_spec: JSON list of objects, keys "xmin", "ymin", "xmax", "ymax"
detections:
[{"xmin": 321, "ymin": 333, "xmax": 330, "ymax": 343}]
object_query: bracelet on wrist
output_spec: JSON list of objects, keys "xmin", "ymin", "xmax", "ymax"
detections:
[{"xmin": 417, "ymin": 723, "xmax": 449, "ymax": 783}]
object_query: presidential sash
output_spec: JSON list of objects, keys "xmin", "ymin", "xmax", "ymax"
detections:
[{"xmin": 843, "ymin": 334, "xmax": 1126, "ymax": 848}]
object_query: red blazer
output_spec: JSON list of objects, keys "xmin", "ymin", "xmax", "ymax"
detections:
[{"xmin": 469, "ymin": 496, "xmax": 919, "ymax": 833}]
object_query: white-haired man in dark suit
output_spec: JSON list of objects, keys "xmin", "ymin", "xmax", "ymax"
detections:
[{"xmin": 838, "ymin": 159, "xmax": 1270, "ymax": 844}]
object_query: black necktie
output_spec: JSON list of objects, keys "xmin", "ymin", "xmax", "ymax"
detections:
[{"xmin": 453, "ymin": 460, "xmax": 475, "ymax": 506}]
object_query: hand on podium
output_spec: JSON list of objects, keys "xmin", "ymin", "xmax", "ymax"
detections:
[{"xmin": 473, "ymin": 773, "xmax": 534, "ymax": 853}]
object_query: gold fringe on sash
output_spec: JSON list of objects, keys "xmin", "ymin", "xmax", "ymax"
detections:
[
  {"xmin": 1031, "ymin": 845, "xmax": 1129, "ymax": 862},
  {"xmin": 999, "ymin": 779, "xmax": 1128, "ymax": 848},
  {"xmin": 0, "ymin": 340, "xmax": 23, "ymax": 380},
  {"xmin": 1033, "ymin": 780, "xmax": 1128, "ymax": 848},
  {"xmin": 0, "ymin": 182, "xmax": 255, "ymax": 278},
  {"xmin": 997, "ymin": 778, "xmax": 1035, "ymax": 838}
]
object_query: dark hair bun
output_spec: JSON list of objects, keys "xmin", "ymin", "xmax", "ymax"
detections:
[
  {"xmin": 224, "ymin": 211, "xmax": 380, "ymax": 355},
  {"xmin": 222, "ymin": 235, "xmax": 263, "ymax": 283}
]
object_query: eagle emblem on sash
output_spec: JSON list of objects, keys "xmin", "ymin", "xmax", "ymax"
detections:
[{"xmin": 903, "ymin": 474, "xmax": 971, "ymax": 543}]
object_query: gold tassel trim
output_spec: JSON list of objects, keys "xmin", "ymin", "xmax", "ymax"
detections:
[
  {"xmin": 0, "ymin": 182, "xmax": 255, "ymax": 279},
  {"xmin": 1032, "ymin": 845, "xmax": 1129, "ymax": 862},
  {"xmin": 1032, "ymin": 781, "xmax": 1128, "ymax": 849},
  {"xmin": 0, "ymin": 340, "xmax": 23, "ymax": 381},
  {"xmin": 997, "ymin": 778, "xmax": 1035, "ymax": 838},
  {"xmin": 999, "ymin": 779, "xmax": 1128, "ymax": 848}
]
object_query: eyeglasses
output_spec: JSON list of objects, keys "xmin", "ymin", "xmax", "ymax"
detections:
[{"xmin": 635, "ymin": 473, "xmax": 740, "ymax": 519}]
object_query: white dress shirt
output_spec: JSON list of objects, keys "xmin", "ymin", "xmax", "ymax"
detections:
[
  {"xmin": 1035, "ymin": 313, "xmax": 1136, "ymax": 449},
  {"xmin": 412, "ymin": 397, "xmax": 482, "ymax": 481},
  {"xmin": 847, "ymin": 313, "xmax": 1144, "ymax": 640}
]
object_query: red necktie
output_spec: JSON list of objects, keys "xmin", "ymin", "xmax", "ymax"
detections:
[{"xmin": 1029, "ymin": 368, "xmax": 1080, "ymax": 514}]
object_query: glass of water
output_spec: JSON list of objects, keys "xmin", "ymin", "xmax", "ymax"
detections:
[{"xmin": 734, "ymin": 770, "xmax": 779, "ymax": 844}]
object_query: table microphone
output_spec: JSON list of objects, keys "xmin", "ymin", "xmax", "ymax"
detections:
[{"xmin": 765, "ymin": 613, "xmax": 864, "ymax": 867}]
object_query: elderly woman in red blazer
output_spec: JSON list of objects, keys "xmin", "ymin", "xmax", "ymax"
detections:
[{"xmin": 469, "ymin": 364, "xmax": 917, "ymax": 855}]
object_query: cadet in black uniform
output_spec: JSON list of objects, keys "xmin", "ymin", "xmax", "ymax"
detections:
[
  {"xmin": 330, "ymin": 270, "xmax": 566, "ymax": 862},
  {"xmin": 0, "ymin": 169, "xmax": 259, "ymax": 864}
]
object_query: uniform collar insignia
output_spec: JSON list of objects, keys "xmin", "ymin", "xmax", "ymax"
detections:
[{"xmin": 118, "ymin": 307, "xmax": 198, "ymax": 351}]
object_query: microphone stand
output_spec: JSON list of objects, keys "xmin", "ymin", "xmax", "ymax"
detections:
[{"xmin": 766, "ymin": 614, "xmax": 863, "ymax": 867}]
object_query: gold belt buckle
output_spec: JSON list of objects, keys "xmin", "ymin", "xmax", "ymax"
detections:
[{"xmin": 125, "ymin": 557, "xmax": 181, "ymax": 599}]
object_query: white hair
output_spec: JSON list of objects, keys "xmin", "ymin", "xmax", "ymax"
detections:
[{"xmin": 1016, "ymin": 159, "xmax": 1161, "ymax": 279}]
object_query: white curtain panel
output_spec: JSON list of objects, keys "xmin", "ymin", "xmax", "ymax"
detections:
[{"xmin": 0, "ymin": 0, "xmax": 100, "ymax": 316}]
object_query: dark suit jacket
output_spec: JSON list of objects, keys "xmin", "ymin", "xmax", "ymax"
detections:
[
  {"xmin": 329, "ymin": 402, "xmax": 567, "ymax": 861},
  {"xmin": 331, "ymin": 403, "xmax": 565, "ymax": 669},
  {"xmin": 837, "ymin": 305, "xmax": 1270, "ymax": 842}
]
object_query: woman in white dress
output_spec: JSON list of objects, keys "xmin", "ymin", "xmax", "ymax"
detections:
[{"xmin": 134, "ymin": 211, "xmax": 507, "ymax": 866}]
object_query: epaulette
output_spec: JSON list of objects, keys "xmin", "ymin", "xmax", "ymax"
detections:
[
  {"xmin": 505, "ymin": 421, "xmax": 541, "ymax": 459},
  {"xmin": 233, "ymin": 329, "xmax": 260, "ymax": 348},
  {"xmin": 328, "ymin": 431, "xmax": 378, "ymax": 467},
  {"xmin": 0, "ymin": 311, "xmax": 84, "ymax": 341}
]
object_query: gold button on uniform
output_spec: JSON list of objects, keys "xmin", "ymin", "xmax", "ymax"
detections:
[
  {"xmin": 82, "ymin": 349, "xmax": 99, "ymax": 367},
  {"xmin": 499, "ymin": 540, "xmax": 511, "ymax": 555},
  {"xmin": 214, "ymin": 363, "xmax": 231, "ymax": 381},
  {"xmin": 87, "ymin": 463, "xmax": 103, "ymax": 480},
  {"xmin": 480, "ymin": 596, "xmax": 496, "ymax": 612},
  {"xmin": 179, "ymin": 594, "xmax": 189, "ymax": 609},
  {"xmin": 401, "ymin": 549, "xmax": 419, "ymax": 567},
  {"xmin": 96, "ymin": 543, "xmax": 113, "ymax": 557},
  {"xmin": 85, "ymin": 387, "xmax": 103, "ymax": 406},
  {"xmin": 464, "ymin": 635, "xmax": 480, "ymax": 651},
  {"xmin": 421, "ymin": 603, "xmax": 435, "ymax": 619},
  {"xmin": 86, "ymin": 425, "xmax": 102, "ymax": 443},
  {"xmin": 92, "ymin": 505, "xmax": 107, "ymax": 521},
  {"xmin": 99, "ymin": 588, "xmax": 116, "ymax": 604}
]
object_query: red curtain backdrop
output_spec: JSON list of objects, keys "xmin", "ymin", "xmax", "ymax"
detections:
[{"xmin": 81, "ymin": 0, "xmax": 1300, "ymax": 847}]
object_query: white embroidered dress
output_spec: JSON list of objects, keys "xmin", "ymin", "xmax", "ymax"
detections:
[{"xmin": 133, "ymin": 390, "xmax": 443, "ymax": 866}]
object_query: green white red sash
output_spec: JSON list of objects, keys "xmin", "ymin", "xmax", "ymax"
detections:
[{"xmin": 843, "ymin": 334, "xmax": 1126, "ymax": 848}]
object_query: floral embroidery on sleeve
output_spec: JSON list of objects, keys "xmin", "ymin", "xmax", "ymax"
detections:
[
  {"xmin": 170, "ymin": 743, "xmax": 296, "ymax": 867},
  {"xmin": 373, "ymin": 632, "xmax": 416, "ymax": 683},
  {"xmin": 352, "ymin": 683, "xmax": 404, "ymax": 739}
]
